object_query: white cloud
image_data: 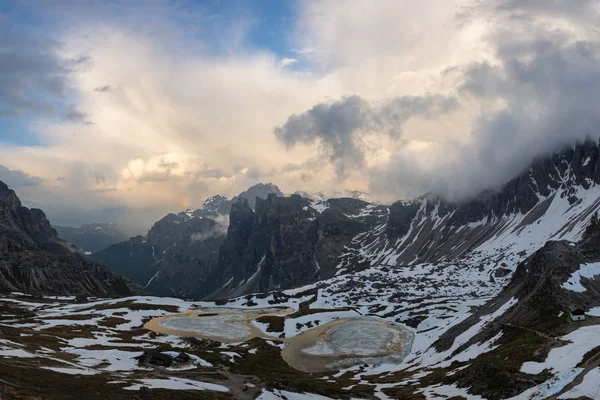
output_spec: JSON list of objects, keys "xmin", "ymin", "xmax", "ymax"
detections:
[{"xmin": 279, "ymin": 58, "xmax": 298, "ymax": 67}]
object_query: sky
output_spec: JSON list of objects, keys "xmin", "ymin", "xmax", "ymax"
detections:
[{"xmin": 1, "ymin": 0, "xmax": 599, "ymax": 228}]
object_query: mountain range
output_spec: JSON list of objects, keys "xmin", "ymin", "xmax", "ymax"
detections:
[
  {"xmin": 5, "ymin": 137, "xmax": 599, "ymax": 303},
  {"xmin": 92, "ymin": 138, "xmax": 600, "ymax": 303},
  {"xmin": 52, "ymin": 223, "xmax": 139, "ymax": 253}
]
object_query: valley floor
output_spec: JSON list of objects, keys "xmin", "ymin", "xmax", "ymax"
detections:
[{"xmin": 1, "ymin": 267, "xmax": 599, "ymax": 400}]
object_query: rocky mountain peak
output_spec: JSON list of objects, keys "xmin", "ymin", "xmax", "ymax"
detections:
[
  {"xmin": 228, "ymin": 197, "xmax": 253, "ymax": 232},
  {"xmin": 0, "ymin": 180, "xmax": 22, "ymax": 209},
  {"xmin": 182, "ymin": 183, "xmax": 284, "ymax": 219},
  {"xmin": 0, "ymin": 181, "xmax": 59, "ymax": 251},
  {"xmin": 201, "ymin": 194, "xmax": 229, "ymax": 213},
  {"xmin": 231, "ymin": 182, "xmax": 284, "ymax": 210}
]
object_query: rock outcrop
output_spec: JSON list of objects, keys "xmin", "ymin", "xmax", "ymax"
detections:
[
  {"xmin": 423, "ymin": 214, "xmax": 600, "ymax": 399},
  {"xmin": 0, "ymin": 181, "xmax": 143, "ymax": 296}
]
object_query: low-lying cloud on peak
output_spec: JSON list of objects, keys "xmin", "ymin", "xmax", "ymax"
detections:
[
  {"xmin": 277, "ymin": 0, "xmax": 600, "ymax": 202},
  {"xmin": 190, "ymin": 215, "xmax": 230, "ymax": 242}
]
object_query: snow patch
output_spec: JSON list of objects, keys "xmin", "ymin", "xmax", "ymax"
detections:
[
  {"xmin": 561, "ymin": 262, "xmax": 600, "ymax": 292},
  {"xmin": 123, "ymin": 377, "xmax": 229, "ymax": 392}
]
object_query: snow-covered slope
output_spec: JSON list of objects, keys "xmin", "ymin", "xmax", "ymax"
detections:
[
  {"xmin": 339, "ymin": 138, "xmax": 600, "ymax": 283},
  {"xmin": 209, "ymin": 139, "xmax": 600, "ymax": 302}
]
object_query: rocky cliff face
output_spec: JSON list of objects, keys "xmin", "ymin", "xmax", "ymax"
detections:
[
  {"xmin": 209, "ymin": 195, "xmax": 387, "ymax": 299},
  {"xmin": 0, "ymin": 181, "xmax": 143, "ymax": 297}
]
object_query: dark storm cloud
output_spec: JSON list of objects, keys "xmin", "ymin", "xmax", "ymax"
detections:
[
  {"xmin": 64, "ymin": 106, "xmax": 92, "ymax": 124},
  {"xmin": 94, "ymin": 85, "xmax": 112, "ymax": 92},
  {"xmin": 445, "ymin": 31, "xmax": 600, "ymax": 197},
  {"xmin": 0, "ymin": 20, "xmax": 90, "ymax": 120},
  {"xmin": 0, "ymin": 25, "xmax": 75, "ymax": 119},
  {"xmin": 275, "ymin": 95, "xmax": 458, "ymax": 178},
  {"xmin": 0, "ymin": 165, "xmax": 43, "ymax": 188}
]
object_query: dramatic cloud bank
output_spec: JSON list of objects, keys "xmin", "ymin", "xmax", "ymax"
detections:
[
  {"xmin": 280, "ymin": 0, "xmax": 600, "ymax": 201},
  {"xmin": 275, "ymin": 95, "xmax": 458, "ymax": 178},
  {"xmin": 1, "ymin": 0, "xmax": 599, "ymax": 225}
]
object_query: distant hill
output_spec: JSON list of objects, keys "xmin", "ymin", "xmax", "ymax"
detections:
[{"xmin": 53, "ymin": 223, "xmax": 137, "ymax": 253}]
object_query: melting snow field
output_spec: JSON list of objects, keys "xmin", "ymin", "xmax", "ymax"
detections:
[
  {"xmin": 257, "ymin": 388, "xmax": 336, "ymax": 399},
  {"xmin": 559, "ymin": 367, "xmax": 600, "ymax": 399},
  {"xmin": 0, "ymin": 285, "xmax": 599, "ymax": 400},
  {"xmin": 123, "ymin": 377, "xmax": 229, "ymax": 392},
  {"xmin": 520, "ymin": 325, "xmax": 600, "ymax": 375}
]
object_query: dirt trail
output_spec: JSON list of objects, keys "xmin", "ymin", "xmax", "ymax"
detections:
[{"xmin": 497, "ymin": 321, "xmax": 556, "ymax": 340}]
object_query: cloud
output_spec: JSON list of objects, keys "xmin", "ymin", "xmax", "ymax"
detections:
[
  {"xmin": 0, "ymin": 24, "xmax": 77, "ymax": 119},
  {"xmin": 367, "ymin": 0, "xmax": 600, "ymax": 201},
  {"xmin": 3, "ymin": 0, "xmax": 600, "ymax": 225},
  {"xmin": 94, "ymin": 85, "xmax": 111, "ymax": 92},
  {"xmin": 275, "ymin": 95, "xmax": 458, "ymax": 178},
  {"xmin": 273, "ymin": 0, "xmax": 600, "ymax": 202},
  {"xmin": 449, "ymin": 37, "xmax": 600, "ymax": 195},
  {"xmin": 279, "ymin": 58, "xmax": 298, "ymax": 67},
  {"xmin": 190, "ymin": 215, "xmax": 230, "ymax": 242},
  {"xmin": 63, "ymin": 106, "xmax": 91, "ymax": 124},
  {"xmin": 0, "ymin": 165, "xmax": 43, "ymax": 188},
  {"xmin": 6, "ymin": 1, "xmax": 483, "ymax": 223}
]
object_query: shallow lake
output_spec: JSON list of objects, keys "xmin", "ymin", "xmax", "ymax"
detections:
[{"xmin": 145, "ymin": 309, "xmax": 414, "ymax": 372}]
